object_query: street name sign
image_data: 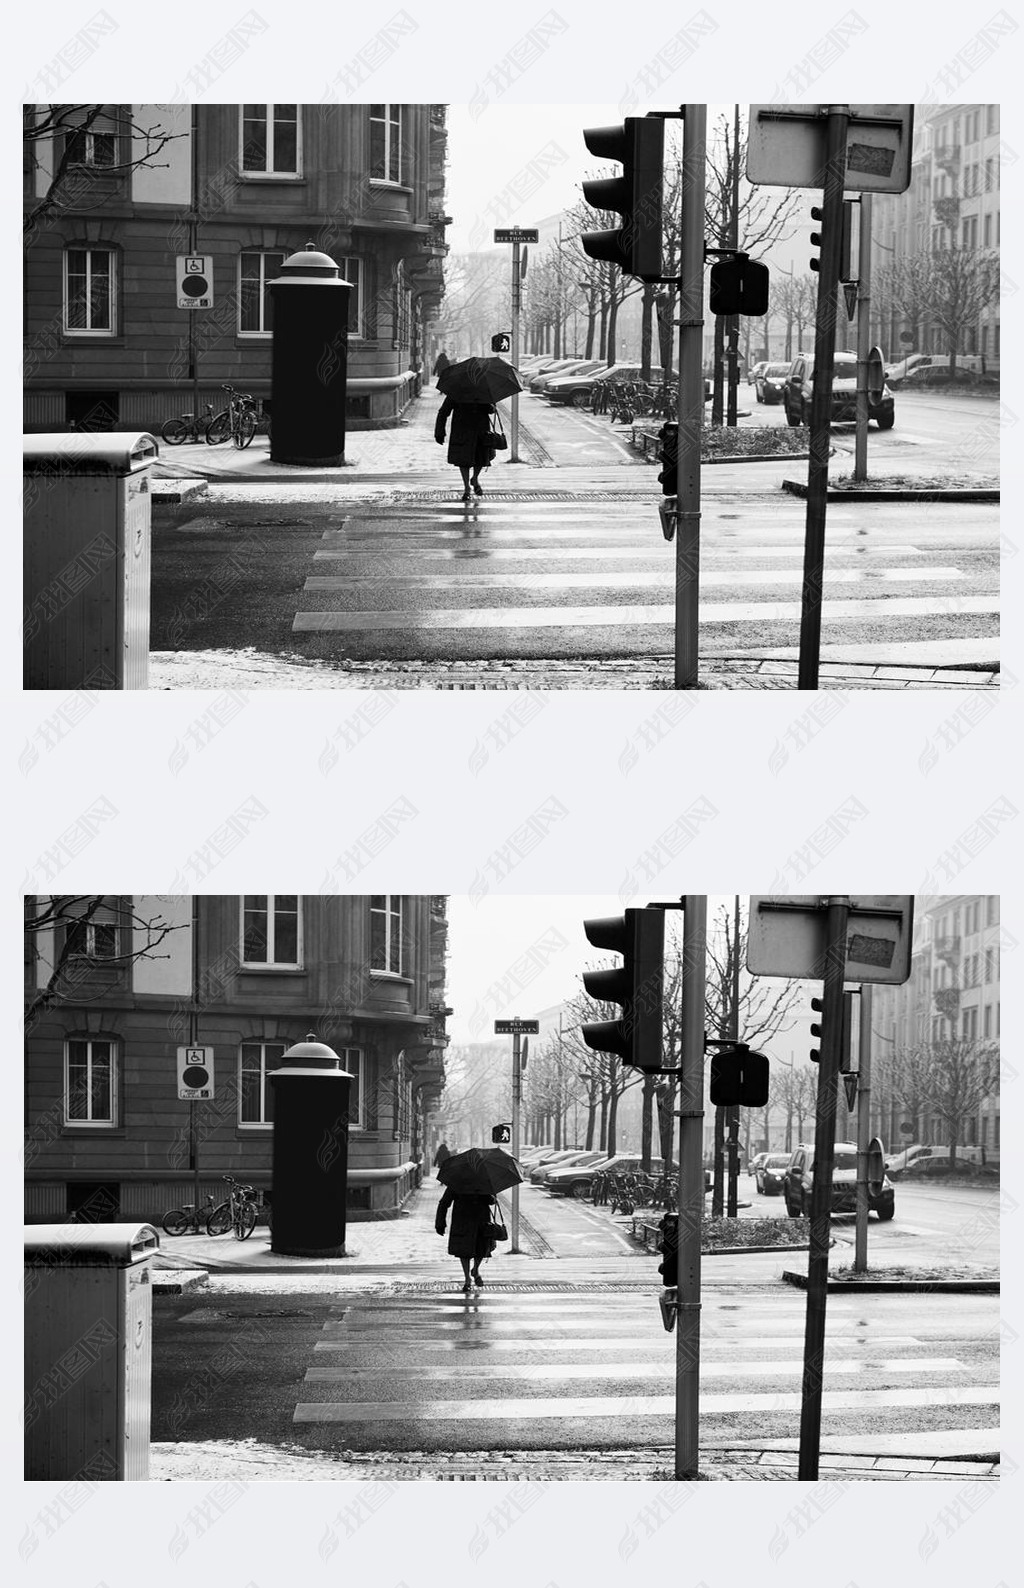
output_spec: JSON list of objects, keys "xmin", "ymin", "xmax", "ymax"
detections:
[
  {"xmin": 746, "ymin": 106, "xmax": 914, "ymax": 194},
  {"xmin": 494, "ymin": 1019, "xmax": 540, "ymax": 1033},
  {"xmin": 177, "ymin": 1046, "xmax": 215, "ymax": 1100},
  {"xmin": 746, "ymin": 896, "xmax": 914, "ymax": 984},
  {"xmin": 494, "ymin": 228, "xmax": 539, "ymax": 243}
]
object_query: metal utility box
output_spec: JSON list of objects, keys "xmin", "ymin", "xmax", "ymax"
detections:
[
  {"xmin": 24, "ymin": 432, "xmax": 158, "ymax": 690},
  {"xmin": 24, "ymin": 1222, "xmax": 159, "ymax": 1481}
]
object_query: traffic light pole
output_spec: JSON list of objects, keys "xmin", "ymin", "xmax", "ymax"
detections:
[
  {"xmin": 854, "ymin": 982, "xmax": 873, "ymax": 1272},
  {"xmin": 674, "ymin": 103, "xmax": 707, "ymax": 691},
  {"xmin": 511, "ymin": 239, "xmax": 522, "ymax": 463},
  {"xmin": 511, "ymin": 1028, "xmax": 522, "ymax": 1251},
  {"xmin": 798, "ymin": 106, "xmax": 851, "ymax": 691},
  {"xmin": 798, "ymin": 896, "xmax": 851, "ymax": 1479},
  {"xmin": 675, "ymin": 893, "xmax": 707, "ymax": 1480},
  {"xmin": 854, "ymin": 193, "xmax": 873, "ymax": 482}
]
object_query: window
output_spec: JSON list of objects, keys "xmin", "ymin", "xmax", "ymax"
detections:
[
  {"xmin": 242, "ymin": 895, "xmax": 301, "ymax": 966},
  {"xmin": 370, "ymin": 104, "xmax": 404, "ymax": 183},
  {"xmin": 241, "ymin": 104, "xmax": 300, "ymax": 175},
  {"xmin": 66, "ymin": 916, "xmax": 119, "ymax": 959},
  {"xmin": 984, "ymin": 1005, "xmax": 992, "ymax": 1038},
  {"xmin": 984, "ymin": 214, "xmax": 992, "ymax": 247},
  {"xmin": 65, "ymin": 1038, "xmax": 116, "ymax": 1126},
  {"xmin": 239, "ymin": 251, "xmax": 285, "ymax": 334},
  {"xmin": 341, "ymin": 1049, "xmax": 363, "ymax": 1128},
  {"xmin": 370, "ymin": 895, "xmax": 403, "ymax": 974},
  {"xmin": 66, "ymin": 126, "xmax": 117, "ymax": 167},
  {"xmin": 987, "ymin": 897, "xmax": 998, "ymax": 927},
  {"xmin": 64, "ymin": 247, "xmax": 114, "ymax": 334},
  {"xmin": 342, "ymin": 257, "xmax": 364, "ymax": 335},
  {"xmin": 239, "ymin": 1041, "xmax": 286, "ymax": 1126},
  {"xmin": 986, "ymin": 158, "xmax": 994, "ymax": 192},
  {"xmin": 987, "ymin": 105, "xmax": 999, "ymax": 136}
]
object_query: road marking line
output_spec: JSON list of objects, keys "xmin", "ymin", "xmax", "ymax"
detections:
[
  {"xmin": 301, "ymin": 568, "xmax": 967, "ymax": 593},
  {"xmin": 303, "ymin": 1357, "xmax": 966, "ymax": 1382},
  {"xmin": 294, "ymin": 1385, "xmax": 998, "ymax": 1422},
  {"xmin": 294, "ymin": 596, "xmax": 998, "ymax": 632}
]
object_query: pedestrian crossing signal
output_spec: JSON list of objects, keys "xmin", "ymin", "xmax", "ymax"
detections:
[
  {"xmin": 491, "ymin": 1123, "xmax": 512, "ymax": 1144},
  {"xmin": 491, "ymin": 332, "xmax": 511, "ymax": 353}
]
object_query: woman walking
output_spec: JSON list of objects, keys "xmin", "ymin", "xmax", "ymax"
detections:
[
  {"xmin": 435, "ymin": 1186, "xmax": 496, "ymax": 1291},
  {"xmin": 434, "ymin": 397, "xmax": 498, "ymax": 501}
]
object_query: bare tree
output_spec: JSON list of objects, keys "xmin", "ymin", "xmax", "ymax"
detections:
[
  {"xmin": 885, "ymin": 1036, "xmax": 999, "ymax": 1167},
  {"xmin": 25, "ymin": 895, "xmax": 184, "ymax": 1026},
  {"xmin": 921, "ymin": 246, "xmax": 1001, "ymax": 374},
  {"xmin": 24, "ymin": 105, "xmax": 186, "ymax": 238},
  {"xmin": 702, "ymin": 110, "xmax": 802, "ymax": 424}
]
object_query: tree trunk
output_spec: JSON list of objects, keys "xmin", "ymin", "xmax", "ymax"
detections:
[{"xmin": 640, "ymin": 284, "xmax": 655, "ymax": 382}]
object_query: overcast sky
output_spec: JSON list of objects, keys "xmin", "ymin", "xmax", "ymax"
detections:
[
  {"xmin": 444, "ymin": 103, "xmax": 812, "ymax": 262},
  {"xmin": 445, "ymin": 893, "xmax": 816, "ymax": 1048}
]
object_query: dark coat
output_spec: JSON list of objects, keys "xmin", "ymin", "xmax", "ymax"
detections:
[
  {"xmin": 433, "ymin": 352, "xmax": 450, "ymax": 377},
  {"xmin": 435, "ymin": 398, "xmax": 497, "ymax": 469},
  {"xmin": 435, "ymin": 1188, "xmax": 496, "ymax": 1260},
  {"xmin": 433, "ymin": 1142, "xmax": 451, "ymax": 1168}
]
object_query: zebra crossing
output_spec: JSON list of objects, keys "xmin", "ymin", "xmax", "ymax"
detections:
[
  {"xmin": 290, "ymin": 494, "xmax": 999, "ymax": 669},
  {"xmin": 292, "ymin": 1286, "xmax": 999, "ymax": 1459}
]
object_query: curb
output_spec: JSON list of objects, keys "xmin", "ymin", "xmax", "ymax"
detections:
[
  {"xmin": 704, "ymin": 1243, "xmax": 811, "ymax": 1256},
  {"xmin": 781, "ymin": 1269, "xmax": 999, "ymax": 1293},
  {"xmin": 152, "ymin": 1268, "xmax": 210, "ymax": 1293},
  {"xmin": 781, "ymin": 479, "xmax": 999, "ymax": 502}
]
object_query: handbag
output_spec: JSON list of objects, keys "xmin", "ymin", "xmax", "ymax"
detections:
[
  {"xmin": 488, "ymin": 412, "xmax": 508, "ymax": 450},
  {"xmin": 486, "ymin": 1202, "xmax": 509, "ymax": 1241}
]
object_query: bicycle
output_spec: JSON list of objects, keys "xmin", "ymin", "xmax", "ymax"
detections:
[
  {"xmin": 206, "ymin": 1175, "xmax": 259, "ymax": 1239},
  {"xmin": 160, "ymin": 403, "xmax": 216, "ymax": 446},
  {"xmin": 161, "ymin": 1192, "xmax": 217, "ymax": 1237},
  {"xmin": 206, "ymin": 385, "xmax": 257, "ymax": 449}
]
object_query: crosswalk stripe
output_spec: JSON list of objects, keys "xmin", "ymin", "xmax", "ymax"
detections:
[
  {"xmin": 295, "ymin": 596, "xmax": 997, "ymax": 633},
  {"xmin": 303, "ymin": 1357, "xmax": 965, "ymax": 1382},
  {"xmin": 302, "ymin": 567, "xmax": 966, "ymax": 593},
  {"xmin": 294, "ymin": 1385, "xmax": 997, "ymax": 1424},
  {"xmin": 313, "ymin": 1334, "xmax": 927, "ymax": 1353},
  {"xmin": 313, "ymin": 544, "xmax": 930, "ymax": 562}
]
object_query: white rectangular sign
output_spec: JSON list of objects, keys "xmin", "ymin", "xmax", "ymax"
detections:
[
  {"xmin": 746, "ymin": 105, "xmax": 914, "ymax": 194},
  {"xmin": 746, "ymin": 896, "xmax": 914, "ymax": 984},
  {"xmin": 177, "ymin": 1045, "xmax": 215, "ymax": 1100}
]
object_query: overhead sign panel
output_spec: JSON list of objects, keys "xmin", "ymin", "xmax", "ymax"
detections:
[
  {"xmin": 746, "ymin": 105, "xmax": 914, "ymax": 193},
  {"xmin": 746, "ymin": 896, "xmax": 914, "ymax": 984}
]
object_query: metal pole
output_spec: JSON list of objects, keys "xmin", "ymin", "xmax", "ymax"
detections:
[
  {"xmin": 674, "ymin": 103, "xmax": 707, "ymax": 690},
  {"xmin": 511, "ymin": 239, "xmax": 521, "ymax": 462},
  {"xmin": 854, "ymin": 192, "xmax": 873, "ymax": 482},
  {"xmin": 726, "ymin": 103, "xmax": 741, "ymax": 428},
  {"xmin": 854, "ymin": 982, "xmax": 873, "ymax": 1272},
  {"xmin": 675, "ymin": 893, "xmax": 707, "ymax": 1480},
  {"xmin": 511, "ymin": 1029, "xmax": 521, "ymax": 1251},
  {"xmin": 798, "ymin": 105, "xmax": 851, "ymax": 690},
  {"xmin": 189, "ymin": 896, "xmax": 200, "ymax": 1209},
  {"xmin": 189, "ymin": 107, "xmax": 200, "ymax": 434},
  {"xmin": 798, "ymin": 895, "xmax": 851, "ymax": 1480},
  {"xmin": 727, "ymin": 893, "xmax": 741, "ymax": 1217}
]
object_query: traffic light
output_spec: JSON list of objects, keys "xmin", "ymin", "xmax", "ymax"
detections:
[
  {"xmin": 708, "ymin": 255, "xmax": 770, "ymax": 317},
  {"xmin": 581, "ymin": 116, "xmax": 664, "ymax": 280},
  {"xmin": 657, "ymin": 1212, "xmax": 678, "ymax": 1287},
  {"xmin": 657, "ymin": 421, "xmax": 678, "ymax": 496},
  {"xmin": 708, "ymin": 1044, "xmax": 770, "ymax": 1107},
  {"xmin": 809, "ymin": 200, "xmax": 854, "ymax": 280},
  {"xmin": 581, "ymin": 907, "xmax": 665, "ymax": 1072},
  {"xmin": 491, "ymin": 1123, "xmax": 512, "ymax": 1144},
  {"xmin": 490, "ymin": 332, "xmax": 511, "ymax": 353},
  {"xmin": 809, "ymin": 992, "xmax": 853, "ymax": 1067}
]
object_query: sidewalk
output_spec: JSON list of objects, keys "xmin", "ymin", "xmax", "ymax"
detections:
[
  {"xmin": 149, "ymin": 1185, "xmax": 1000, "ymax": 1482},
  {"xmin": 149, "ymin": 398, "xmax": 998, "ymax": 691}
]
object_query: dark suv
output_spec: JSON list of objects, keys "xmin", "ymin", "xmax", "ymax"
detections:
[
  {"xmin": 782, "ymin": 1142, "xmax": 894, "ymax": 1220},
  {"xmin": 782, "ymin": 351, "xmax": 894, "ymax": 430}
]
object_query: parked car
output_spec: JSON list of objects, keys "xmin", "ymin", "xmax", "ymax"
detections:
[
  {"xmin": 755, "ymin": 1152, "xmax": 791, "ymax": 1196},
  {"xmin": 899, "ymin": 364, "xmax": 997, "ymax": 390},
  {"xmin": 529, "ymin": 359, "xmax": 604, "ymax": 393},
  {"xmin": 531, "ymin": 1149, "xmax": 606, "ymax": 1184},
  {"xmin": 782, "ymin": 1143, "xmax": 895, "ymax": 1220},
  {"xmin": 884, "ymin": 1142, "xmax": 932, "ymax": 1176},
  {"xmin": 545, "ymin": 1152, "xmax": 667, "ymax": 1198},
  {"xmin": 749, "ymin": 1151, "xmax": 769, "ymax": 1175},
  {"xmin": 782, "ymin": 350, "xmax": 895, "ymax": 430},
  {"xmin": 885, "ymin": 352, "xmax": 994, "ymax": 386},
  {"xmin": 755, "ymin": 361, "xmax": 791, "ymax": 404},
  {"xmin": 748, "ymin": 360, "xmax": 768, "ymax": 388},
  {"xmin": 545, "ymin": 363, "xmax": 661, "ymax": 407}
]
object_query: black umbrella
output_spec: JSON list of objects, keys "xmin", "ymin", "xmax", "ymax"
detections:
[
  {"xmin": 436, "ymin": 356, "xmax": 524, "ymax": 404},
  {"xmin": 436, "ymin": 1146, "xmax": 523, "ymax": 1195}
]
